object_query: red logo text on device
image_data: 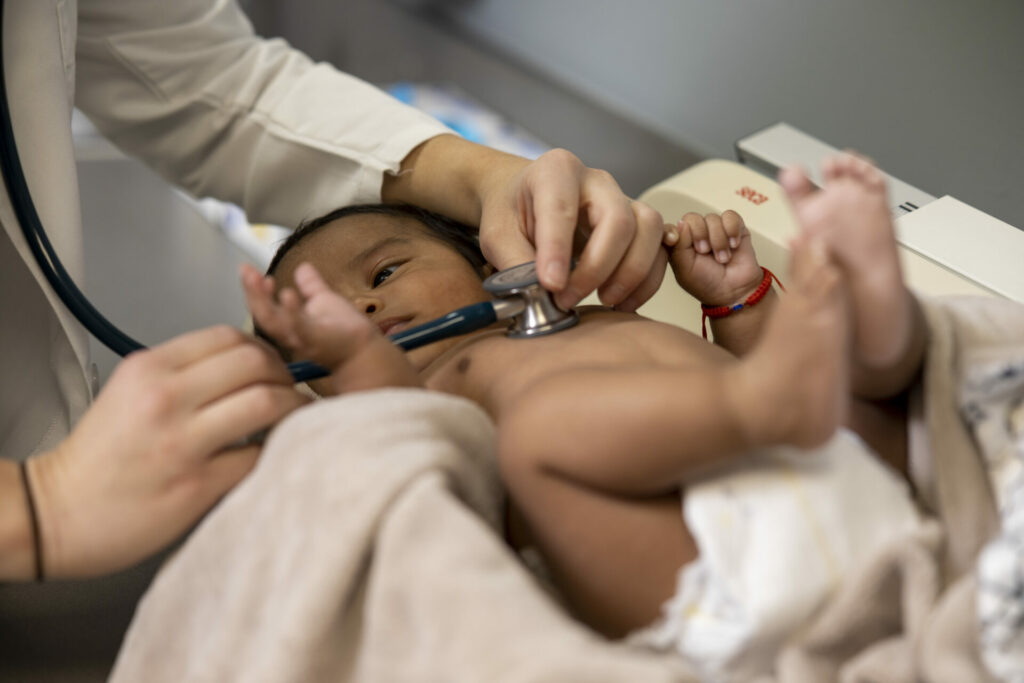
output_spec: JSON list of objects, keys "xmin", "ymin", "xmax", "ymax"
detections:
[{"xmin": 736, "ymin": 187, "xmax": 769, "ymax": 205}]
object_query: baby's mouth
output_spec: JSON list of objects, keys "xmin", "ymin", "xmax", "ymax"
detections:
[{"xmin": 376, "ymin": 317, "xmax": 413, "ymax": 337}]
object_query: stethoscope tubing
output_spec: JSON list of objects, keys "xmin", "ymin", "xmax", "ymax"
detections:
[
  {"xmin": 0, "ymin": 0, "xmax": 145, "ymax": 357},
  {"xmin": 0, "ymin": 0, "xmax": 511, "ymax": 385},
  {"xmin": 289, "ymin": 300, "xmax": 503, "ymax": 382}
]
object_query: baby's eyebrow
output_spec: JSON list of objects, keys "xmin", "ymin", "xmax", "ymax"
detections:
[{"xmin": 349, "ymin": 236, "xmax": 412, "ymax": 270}]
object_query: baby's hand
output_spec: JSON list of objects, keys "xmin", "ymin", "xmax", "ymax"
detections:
[
  {"xmin": 665, "ymin": 211, "xmax": 763, "ymax": 305},
  {"xmin": 241, "ymin": 262, "xmax": 420, "ymax": 395}
]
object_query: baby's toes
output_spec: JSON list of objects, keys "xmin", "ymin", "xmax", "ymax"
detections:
[
  {"xmin": 821, "ymin": 156, "xmax": 843, "ymax": 183},
  {"xmin": 852, "ymin": 158, "xmax": 887, "ymax": 192},
  {"xmin": 778, "ymin": 165, "xmax": 816, "ymax": 204},
  {"xmin": 788, "ymin": 233, "xmax": 828, "ymax": 287}
]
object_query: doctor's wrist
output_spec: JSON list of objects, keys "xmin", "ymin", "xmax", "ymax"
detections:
[
  {"xmin": 24, "ymin": 445, "xmax": 94, "ymax": 580},
  {"xmin": 0, "ymin": 459, "xmax": 40, "ymax": 581},
  {"xmin": 382, "ymin": 134, "xmax": 526, "ymax": 228}
]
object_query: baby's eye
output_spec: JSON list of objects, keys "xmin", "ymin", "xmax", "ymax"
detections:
[{"xmin": 372, "ymin": 265, "xmax": 398, "ymax": 288}]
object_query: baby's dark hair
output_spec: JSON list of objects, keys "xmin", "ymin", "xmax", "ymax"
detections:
[{"xmin": 265, "ymin": 203, "xmax": 488, "ymax": 278}]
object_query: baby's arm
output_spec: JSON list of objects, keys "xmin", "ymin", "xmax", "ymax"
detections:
[
  {"xmin": 667, "ymin": 211, "xmax": 778, "ymax": 356},
  {"xmin": 241, "ymin": 263, "xmax": 420, "ymax": 395},
  {"xmin": 500, "ymin": 361, "xmax": 768, "ymax": 499}
]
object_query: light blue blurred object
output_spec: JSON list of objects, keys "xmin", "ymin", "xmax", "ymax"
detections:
[{"xmin": 385, "ymin": 81, "xmax": 549, "ymax": 159}]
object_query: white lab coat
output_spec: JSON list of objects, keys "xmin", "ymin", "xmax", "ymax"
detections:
[
  {"xmin": 0, "ymin": 0, "xmax": 446, "ymax": 676},
  {"xmin": 0, "ymin": 0, "xmax": 448, "ymax": 459}
]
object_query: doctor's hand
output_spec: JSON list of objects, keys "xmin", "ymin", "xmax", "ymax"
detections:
[
  {"xmin": 383, "ymin": 136, "xmax": 668, "ymax": 312},
  {"xmin": 476, "ymin": 148, "xmax": 668, "ymax": 312},
  {"xmin": 24, "ymin": 326, "xmax": 308, "ymax": 578}
]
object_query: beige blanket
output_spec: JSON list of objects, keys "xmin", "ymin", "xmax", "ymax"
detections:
[{"xmin": 111, "ymin": 296, "xmax": 1024, "ymax": 682}]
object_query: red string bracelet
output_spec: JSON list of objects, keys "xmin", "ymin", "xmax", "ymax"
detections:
[{"xmin": 700, "ymin": 267, "xmax": 785, "ymax": 339}]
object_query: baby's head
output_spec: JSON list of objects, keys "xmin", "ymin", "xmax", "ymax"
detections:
[{"xmin": 263, "ymin": 203, "xmax": 494, "ymax": 368}]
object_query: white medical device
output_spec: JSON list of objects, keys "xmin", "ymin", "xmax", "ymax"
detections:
[{"xmin": 612, "ymin": 123, "xmax": 1024, "ymax": 336}]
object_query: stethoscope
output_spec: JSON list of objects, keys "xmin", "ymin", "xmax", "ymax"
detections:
[
  {"xmin": 0, "ymin": 1, "xmax": 578, "ymax": 384},
  {"xmin": 286, "ymin": 262, "xmax": 579, "ymax": 381}
]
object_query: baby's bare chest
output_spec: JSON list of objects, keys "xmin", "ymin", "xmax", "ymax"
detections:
[{"xmin": 425, "ymin": 310, "xmax": 732, "ymax": 417}]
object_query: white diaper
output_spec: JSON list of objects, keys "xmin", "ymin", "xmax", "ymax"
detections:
[{"xmin": 627, "ymin": 429, "xmax": 921, "ymax": 682}]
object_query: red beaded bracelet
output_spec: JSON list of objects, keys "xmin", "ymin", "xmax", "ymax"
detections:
[{"xmin": 700, "ymin": 267, "xmax": 785, "ymax": 339}]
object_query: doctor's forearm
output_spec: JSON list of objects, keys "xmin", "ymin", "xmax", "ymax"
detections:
[
  {"xmin": 382, "ymin": 134, "xmax": 527, "ymax": 229},
  {"xmin": 0, "ymin": 459, "xmax": 36, "ymax": 581}
]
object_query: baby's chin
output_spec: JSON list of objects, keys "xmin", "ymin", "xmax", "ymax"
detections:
[
  {"xmin": 406, "ymin": 346, "xmax": 444, "ymax": 373},
  {"xmin": 406, "ymin": 335, "xmax": 475, "ymax": 376}
]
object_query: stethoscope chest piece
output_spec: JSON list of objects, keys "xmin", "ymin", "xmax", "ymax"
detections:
[{"xmin": 483, "ymin": 261, "xmax": 579, "ymax": 338}]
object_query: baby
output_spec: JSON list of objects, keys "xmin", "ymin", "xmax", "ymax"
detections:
[{"xmin": 243, "ymin": 155, "xmax": 925, "ymax": 677}]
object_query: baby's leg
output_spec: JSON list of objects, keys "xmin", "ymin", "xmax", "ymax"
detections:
[
  {"xmin": 733, "ymin": 233, "xmax": 851, "ymax": 448},
  {"xmin": 779, "ymin": 156, "xmax": 926, "ymax": 398},
  {"xmin": 498, "ymin": 239, "xmax": 850, "ymax": 639}
]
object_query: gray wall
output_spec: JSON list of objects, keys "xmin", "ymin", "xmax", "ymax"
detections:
[
  {"xmin": 434, "ymin": 0, "xmax": 1024, "ymax": 228},
  {"xmin": 243, "ymin": 0, "xmax": 701, "ymax": 198}
]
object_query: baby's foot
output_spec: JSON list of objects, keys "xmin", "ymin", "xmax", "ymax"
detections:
[
  {"xmin": 779, "ymin": 154, "xmax": 911, "ymax": 368},
  {"xmin": 731, "ymin": 235, "xmax": 850, "ymax": 449}
]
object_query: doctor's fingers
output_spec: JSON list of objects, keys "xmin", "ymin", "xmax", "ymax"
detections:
[
  {"xmin": 145, "ymin": 324, "xmax": 258, "ymax": 371},
  {"xmin": 592, "ymin": 201, "xmax": 665, "ymax": 311},
  {"xmin": 616, "ymin": 246, "xmax": 669, "ymax": 313},
  {"xmin": 175, "ymin": 338, "xmax": 297, "ymax": 412},
  {"xmin": 187, "ymin": 384, "xmax": 309, "ymax": 458},
  {"xmin": 554, "ymin": 195, "xmax": 662, "ymax": 310},
  {"xmin": 520, "ymin": 150, "xmax": 585, "ymax": 291}
]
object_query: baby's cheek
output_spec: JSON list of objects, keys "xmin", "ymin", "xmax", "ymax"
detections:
[{"xmin": 432, "ymin": 278, "xmax": 490, "ymax": 310}]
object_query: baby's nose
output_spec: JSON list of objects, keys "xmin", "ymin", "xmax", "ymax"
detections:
[{"xmin": 354, "ymin": 295, "xmax": 382, "ymax": 316}]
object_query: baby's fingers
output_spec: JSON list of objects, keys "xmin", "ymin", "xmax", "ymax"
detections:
[
  {"xmin": 721, "ymin": 210, "xmax": 747, "ymax": 248},
  {"xmin": 703, "ymin": 213, "xmax": 733, "ymax": 264},
  {"xmin": 242, "ymin": 265, "xmax": 285, "ymax": 331},
  {"xmin": 667, "ymin": 218, "xmax": 697, "ymax": 270},
  {"xmin": 293, "ymin": 262, "xmax": 334, "ymax": 299},
  {"xmin": 275, "ymin": 287, "xmax": 308, "ymax": 350},
  {"xmin": 679, "ymin": 213, "xmax": 710, "ymax": 255}
]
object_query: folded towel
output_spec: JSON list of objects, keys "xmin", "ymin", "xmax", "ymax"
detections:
[{"xmin": 110, "ymin": 388, "xmax": 691, "ymax": 682}]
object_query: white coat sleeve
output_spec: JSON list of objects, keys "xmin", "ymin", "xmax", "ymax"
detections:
[{"xmin": 74, "ymin": 0, "xmax": 452, "ymax": 227}]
